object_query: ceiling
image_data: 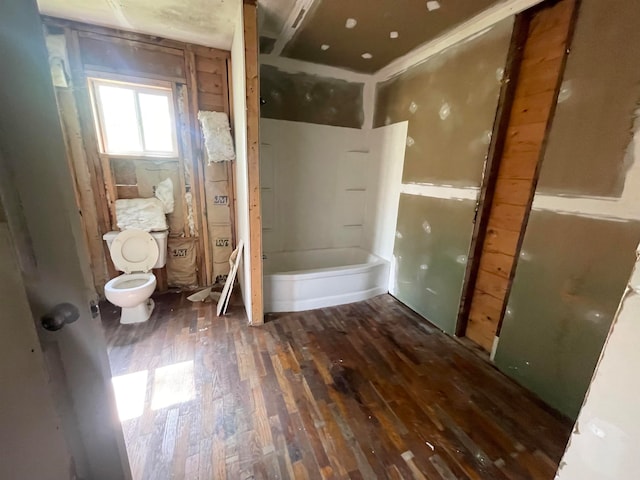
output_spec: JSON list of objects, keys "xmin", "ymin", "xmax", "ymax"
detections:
[
  {"xmin": 37, "ymin": 0, "xmax": 239, "ymax": 50},
  {"xmin": 264, "ymin": 0, "xmax": 502, "ymax": 73},
  {"xmin": 37, "ymin": 0, "xmax": 504, "ymax": 73}
]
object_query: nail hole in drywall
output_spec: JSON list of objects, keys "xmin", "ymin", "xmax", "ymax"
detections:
[
  {"xmin": 345, "ymin": 18, "xmax": 357, "ymax": 29},
  {"xmin": 361, "ymin": 52, "xmax": 373, "ymax": 59},
  {"xmin": 426, "ymin": 1, "xmax": 441, "ymax": 11},
  {"xmin": 390, "ymin": 31, "xmax": 399, "ymax": 39},
  {"xmin": 320, "ymin": 44, "xmax": 330, "ymax": 51},
  {"xmin": 439, "ymin": 102, "xmax": 450, "ymax": 120}
]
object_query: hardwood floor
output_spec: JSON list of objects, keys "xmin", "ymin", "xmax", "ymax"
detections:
[{"xmin": 101, "ymin": 293, "xmax": 572, "ymax": 479}]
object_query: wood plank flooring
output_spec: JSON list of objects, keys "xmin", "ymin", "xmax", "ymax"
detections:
[{"xmin": 101, "ymin": 293, "xmax": 571, "ymax": 479}]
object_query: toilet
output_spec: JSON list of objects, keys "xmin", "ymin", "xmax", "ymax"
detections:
[{"xmin": 103, "ymin": 229, "xmax": 168, "ymax": 324}]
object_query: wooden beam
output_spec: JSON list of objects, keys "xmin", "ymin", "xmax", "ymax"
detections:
[
  {"xmin": 244, "ymin": 2, "xmax": 264, "ymax": 325},
  {"xmin": 455, "ymin": 13, "xmax": 531, "ymax": 338},
  {"xmin": 461, "ymin": 0, "xmax": 580, "ymax": 350},
  {"xmin": 185, "ymin": 48, "xmax": 213, "ymax": 286}
]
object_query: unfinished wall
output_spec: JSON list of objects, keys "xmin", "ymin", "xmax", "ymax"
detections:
[
  {"xmin": 556, "ymin": 243, "xmax": 640, "ymax": 479},
  {"xmin": 535, "ymin": 0, "xmax": 640, "ymax": 198},
  {"xmin": 374, "ymin": 18, "xmax": 513, "ymax": 187},
  {"xmin": 465, "ymin": 0, "xmax": 577, "ymax": 351},
  {"xmin": 260, "ymin": 64, "xmax": 364, "ymax": 128},
  {"xmin": 45, "ymin": 18, "xmax": 233, "ymax": 291},
  {"xmin": 377, "ymin": 18, "xmax": 513, "ymax": 334},
  {"xmin": 494, "ymin": 0, "xmax": 640, "ymax": 420}
]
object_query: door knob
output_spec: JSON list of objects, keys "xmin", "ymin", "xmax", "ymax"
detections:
[{"xmin": 41, "ymin": 303, "xmax": 80, "ymax": 331}]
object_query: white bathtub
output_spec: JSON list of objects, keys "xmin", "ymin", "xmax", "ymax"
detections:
[{"xmin": 263, "ymin": 247, "xmax": 390, "ymax": 313}]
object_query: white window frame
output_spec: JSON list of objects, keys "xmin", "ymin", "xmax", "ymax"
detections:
[{"xmin": 88, "ymin": 76, "xmax": 179, "ymax": 158}]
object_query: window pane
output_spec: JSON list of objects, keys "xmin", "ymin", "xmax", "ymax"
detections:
[
  {"xmin": 138, "ymin": 92, "xmax": 174, "ymax": 153},
  {"xmin": 98, "ymin": 85, "xmax": 142, "ymax": 154}
]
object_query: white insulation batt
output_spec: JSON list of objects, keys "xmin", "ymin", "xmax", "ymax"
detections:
[
  {"xmin": 198, "ymin": 111, "xmax": 236, "ymax": 163},
  {"xmin": 115, "ymin": 198, "xmax": 168, "ymax": 232}
]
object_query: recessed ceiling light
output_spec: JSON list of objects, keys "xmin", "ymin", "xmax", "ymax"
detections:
[
  {"xmin": 345, "ymin": 18, "xmax": 357, "ymax": 29},
  {"xmin": 390, "ymin": 31, "xmax": 399, "ymax": 39},
  {"xmin": 427, "ymin": 1, "xmax": 441, "ymax": 11},
  {"xmin": 361, "ymin": 52, "xmax": 373, "ymax": 59},
  {"xmin": 320, "ymin": 44, "xmax": 330, "ymax": 51}
]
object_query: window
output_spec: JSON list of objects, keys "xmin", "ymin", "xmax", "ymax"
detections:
[{"xmin": 89, "ymin": 78, "xmax": 178, "ymax": 157}]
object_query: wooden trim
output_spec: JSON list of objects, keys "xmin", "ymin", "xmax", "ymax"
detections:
[
  {"xmin": 494, "ymin": 0, "xmax": 581, "ymax": 335},
  {"xmin": 455, "ymin": 13, "xmax": 531, "ymax": 337},
  {"xmin": 185, "ymin": 48, "xmax": 213, "ymax": 286},
  {"xmin": 244, "ymin": 2, "xmax": 264, "ymax": 325}
]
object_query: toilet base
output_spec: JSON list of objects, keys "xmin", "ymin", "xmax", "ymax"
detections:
[{"xmin": 120, "ymin": 298, "xmax": 155, "ymax": 324}]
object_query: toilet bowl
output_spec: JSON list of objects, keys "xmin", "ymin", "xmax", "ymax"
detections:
[
  {"xmin": 104, "ymin": 273, "xmax": 157, "ymax": 324},
  {"xmin": 103, "ymin": 229, "xmax": 168, "ymax": 324}
]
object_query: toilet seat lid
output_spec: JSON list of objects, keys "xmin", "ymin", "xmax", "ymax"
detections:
[{"xmin": 110, "ymin": 230, "xmax": 159, "ymax": 274}]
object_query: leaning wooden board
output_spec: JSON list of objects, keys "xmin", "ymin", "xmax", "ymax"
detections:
[{"xmin": 216, "ymin": 240, "xmax": 243, "ymax": 316}]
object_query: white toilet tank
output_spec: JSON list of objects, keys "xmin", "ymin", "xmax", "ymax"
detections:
[{"xmin": 103, "ymin": 230, "xmax": 169, "ymax": 269}]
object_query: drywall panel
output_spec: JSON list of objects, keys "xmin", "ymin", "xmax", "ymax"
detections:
[
  {"xmin": 495, "ymin": 211, "xmax": 640, "ymax": 419},
  {"xmin": 374, "ymin": 18, "xmax": 513, "ymax": 187},
  {"xmin": 282, "ymin": 0, "xmax": 499, "ymax": 73},
  {"xmin": 260, "ymin": 119, "xmax": 370, "ymax": 253},
  {"xmin": 536, "ymin": 0, "xmax": 640, "ymax": 198},
  {"xmin": 363, "ymin": 121, "xmax": 409, "ymax": 261},
  {"xmin": 231, "ymin": 3, "xmax": 252, "ymax": 322},
  {"xmin": 260, "ymin": 64, "xmax": 364, "ymax": 128},
  {"xmin": 556, "ymin": 246, "xmax": 640, "ymax": 479},
  {"xmin": 392, "ymin": 194, "xmax": 476, "ymax": 334}
]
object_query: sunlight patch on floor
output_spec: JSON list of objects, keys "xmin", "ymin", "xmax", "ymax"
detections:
[
  {"xmin": 151, "ymin": 360, "xmax": 196, "ymax": 410},
  {"xmin": 112, "ymin": 370, "xmax": 148, "ymax": 421}
]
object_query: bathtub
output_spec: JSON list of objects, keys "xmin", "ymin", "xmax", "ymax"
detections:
[{"xmin": 263, "ymin": 247, "xmax": 390, "ymax": 313}]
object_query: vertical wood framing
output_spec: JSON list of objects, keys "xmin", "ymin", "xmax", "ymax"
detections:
[
  {"xmin": 65, "ymin": 28, "xmax": 118, "ymax": 282},
  {"xmin": 186, "ymin": 48, "xmax": 213, "ymax": 286},
  {"xmin": 493, "ymin": 0, "xmax": 580, "ymax": 337},
  {"xmin": 244, "ymin": 1, "xmax": 264, "ymax": 325},
  {"xmin": 460, "ymin": 0, "xmax": 579, "ymax": 350},
  {"xmin": 224, "ymin": 58, "xmax": 237, "ymax": 249},
  {"xmin": 456, "ymin": 14, "xmax": 531, "ymax": 338},
  {"xmin": 170, "ymin": 82, "xmax": 192, "ymax": 238}
]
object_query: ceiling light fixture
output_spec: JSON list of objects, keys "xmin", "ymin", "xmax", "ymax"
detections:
[{"xmin": 361, "ymin": 53, "xmax": 373, "ymax": 59}]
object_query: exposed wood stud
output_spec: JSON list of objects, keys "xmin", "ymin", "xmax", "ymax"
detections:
[
  {"xmin": 456, "ymin": 13, "xmax": 531, "ymax": 338},
  {"xmin": 186, "ymin": 48, "xmax": 213, "ymax": 287},
  {"xmin": 225, "ymin": 57, "xmax": 237, "ymax": 249},
  {"xmin": 244, "ymin": 2, "xmax": 264, "ymax": 325},
  {"xmin": 462, "ymin": 0, "xmax": 579, "ymax": 350}
]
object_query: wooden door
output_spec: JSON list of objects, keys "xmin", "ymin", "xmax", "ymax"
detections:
[{"xmin": 0, "ymin": 0, "xmax": 130, "ymax": 478}]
